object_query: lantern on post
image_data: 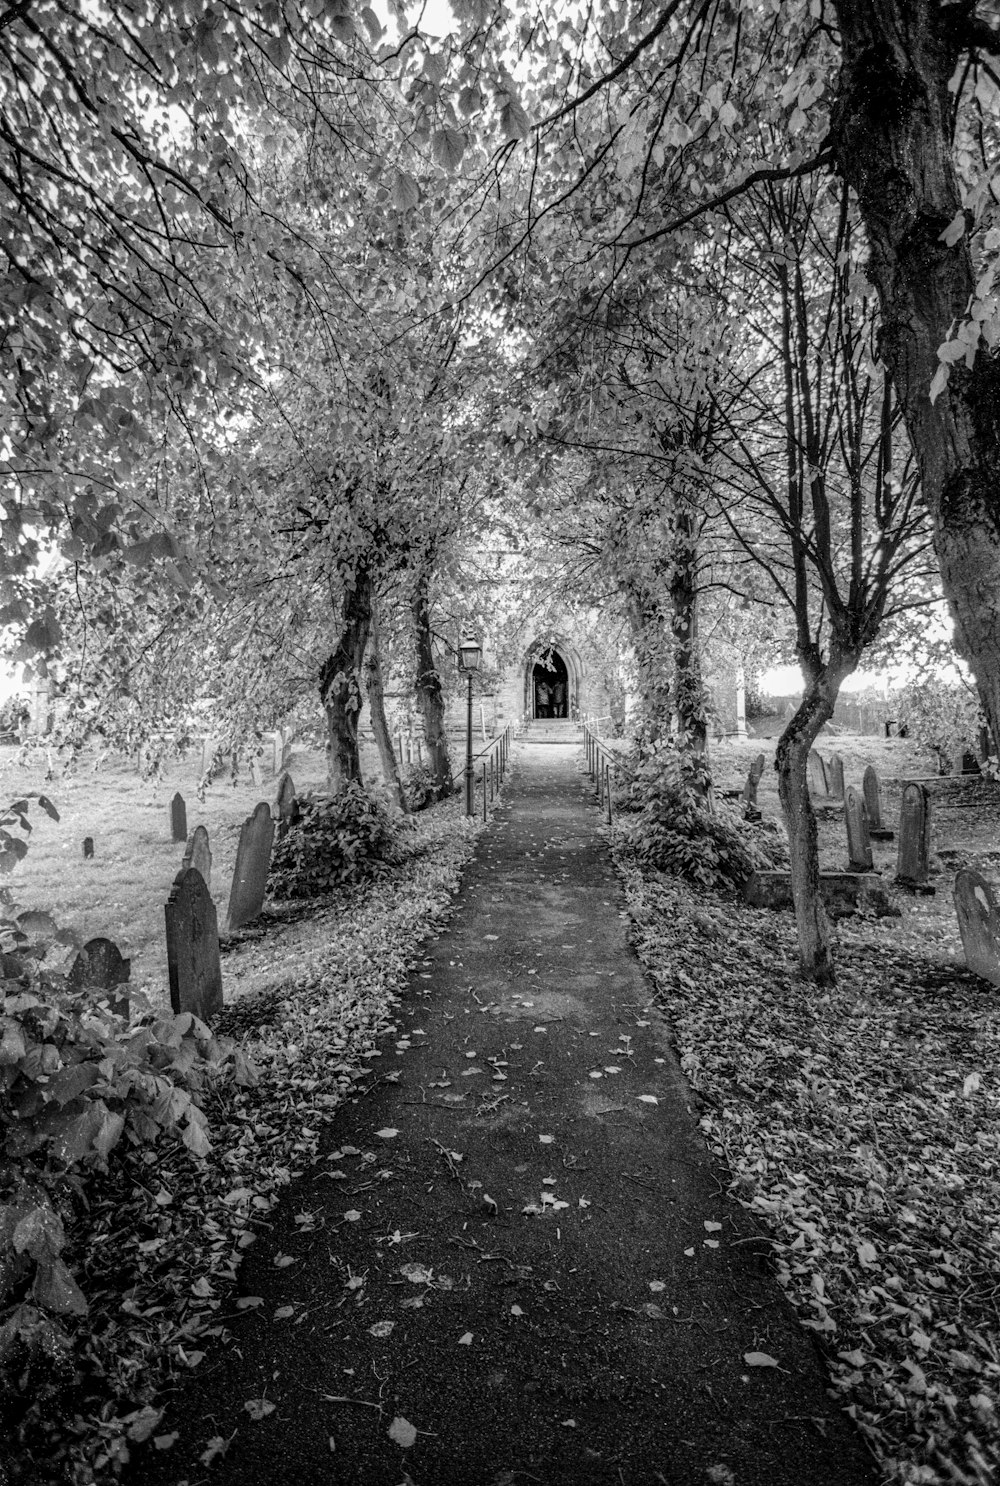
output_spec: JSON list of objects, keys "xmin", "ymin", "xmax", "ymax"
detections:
[{"xmin": 458, "ymin": 638, "xmax": 482, "ymax": 816}]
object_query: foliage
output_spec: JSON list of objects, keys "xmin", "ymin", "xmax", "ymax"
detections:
[
  {"xmin": 1, "ymin": 967, "xmax": 257, "ymax": 1415},
  {"xmin": 401, "ymin": 763, "xmax": 446, "ymax": 813},
  {"xmin": 614, "ymin": 746, "xmax": 785, "ymax": 892},
  {"xmin": 268, "ymin": 783, "xmax": 404, "ymax": 899},
  {"xmin": 895, "ymin": 678, "xmax": 984, "ymax": 774}
]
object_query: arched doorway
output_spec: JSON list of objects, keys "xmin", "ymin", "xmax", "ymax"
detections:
[{"xmin": 532, "ymin": 651, "xmax": 569, "ymax": 719}]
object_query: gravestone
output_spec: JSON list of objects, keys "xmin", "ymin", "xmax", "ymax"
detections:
[
  {"xmin": 274, "ymin": 772, "xmax": 298, "ymax": 841},
  {"xmin": 807, "ymin": 750, "xmax": 828, "ymax": 797},
  {"xmin": 894, "ymin": 782, "xmax": 934, "ymax": 894},
  {"xmin": 827, "ymin": 753, "xmax": 845, "ymax": 801},
  {"xmin": 862, "ymin": 765, "xmax": 894, "ymax": 841},
  {"xmin": 744, "ymin": 870, "xmax": 897, "ymax": 919},
  {"xmin": 953, "ymin": 869, "xmax": 1000, "ymax": 989},
  {"xmin": 169, "ymin": 792, "xmax": 187, "ymax": 843},
  {"xmin": 742, "ymin": 752, "xmax": 766, "ymax": 822},
  {"xmin": 844, "ymin": 786, "xmax": 873, "ymax": 873},
  {"xmin": 182, "ymin": 824, "xmax": 212, "ymax": 888},
  {"xmin": 82, "ymin": 836, "xmax": 94, "ymax": 859},
  {"xmin": 279, "ymin": 728, "xmax": 293, "ymax": 771},
  {"xmin": 165, "ymin": 867, "xmax": 223, "ymax": 1021},
  {"xmin": 953, "ymin": 749, "xmax": 980, "ymax": 776},
  {"xmin": 226, "ymin": 802, "xmax": 275, "ymax": 932},
  {"xmin": 68, "ymin": 936, "xmax": 131, "ymax": 1015}
]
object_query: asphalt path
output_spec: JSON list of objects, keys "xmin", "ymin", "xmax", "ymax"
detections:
[{"xmin": 133, "ymin": 741, "xmax": 881, "ymax": 1486}]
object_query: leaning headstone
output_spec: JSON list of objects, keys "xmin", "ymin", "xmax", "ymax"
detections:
[
  {"xmin": 82, "ymin": 836, "xmax": 94, "ymax": 859},
  {"xmin": 807, "ymin": 750, "xmax": 828, "ymax": 797},
  {"xmin": 68, "ymin": 936, "xmax": 131, "ymax": 1016},
  {"xmin": 894, "ymin": 782, "xmax": 934, "ymax": 894},
  {"xmin": 742, "ymin": 752, "xmax": 766, "ymax": 822},
  {"xmin": 182, "ymin": 824, "xmax": 212, "ymax": 888},
  {"xmin": 169, "ymin": 791, "xmax": 187, "ymax": 843},
  {"xmin": 226, "ymin": 802, "xmax": 275, "ymax": 932},
  {"xmin": 165, "ymin": 868, "xmax": 222, "ymax": 1021},
  {"xmin": 844, "ymin": 786, "xmax": 873, "ymax": 873},
  {"xmin": 274, "ymin": 772, "xmax": 298, "ymax": 841},
  {"xmin": 953, "ymin": 870, "xmax": 1000, "ymax": 989},
  {"xmin": 827, "ymin": 753, "xmax": 845, "ymax": 801},
  {"xmin": 862, "ymin": 765, "xmax": 894, "ymax": 841}
]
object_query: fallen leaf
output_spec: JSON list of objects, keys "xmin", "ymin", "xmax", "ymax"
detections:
[
  {"xmin": 273, "ymin": 1306, "xmax": 296, "ymax": 1320},
  {"xmin": 244, "ymin": 1398, "xmax": 276, "ymax": 1420},
  {"xmin": 375, "ymin": 1128, "xmax": 399, "ymax": 1139},
  {"xmin": 510, "ymin": 1305, "xmax": 524, "ymax": 1316},
  {"xmin": 637, "ymin": 1095, "xmax": 658, "ymax": 1105},
  {"xmin": 236, "ymin": 1296, "xmax": 264, "ymax": 1310},
  {"xmin": 743, "ymin": 1351, "xmax": 779, "ymax": 1368},
  {"xmin": 274, "ymin": 1253, "xmax": 295, "ymax": 1268},
  {"xmin": 388, "ymin": 1416, "xmax": 418, "ymax": 1448},
  {"xmin": 368, "ymin": 1320, "xmax": 395, "ymax": 1338},
  {"xmin": 704, "ymin": 1220, "xmax": 723, "ymax": 1232},
  {"xmin": 649, "ymin": 1280, "xmax": 666, "ymax": 1292},
  {"xmin": 344, "ymin": 1210, "xmax": 362, "ymax": 1223},
  {"xmin": 458, "ymin": 1331, "xmax": 473, "ymax": 1345},
  {"xmin": 539, "ymin": 1134, "xmax": 554, "ymax": 1144},
  {"xmin": 200, "ymin": 1436, "xmax": 230, "ymax": 1466},
  {"xmin": 153, "ymin": 1433, "xmax": 179, "ymax": 1450}
]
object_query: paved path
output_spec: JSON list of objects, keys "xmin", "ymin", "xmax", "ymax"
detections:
[{"xmin": 138, "ymin": 743, "xmax": 879, "ymax": 1486}]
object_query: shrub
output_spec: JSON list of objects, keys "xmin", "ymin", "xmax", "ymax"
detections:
[
  {"xmin": 615, "ymin": 746, "xmax": 785, "ymax": 892},
  {"xmin": 267, "ymin": 782, "xmax": 404, "ymax": 899}
]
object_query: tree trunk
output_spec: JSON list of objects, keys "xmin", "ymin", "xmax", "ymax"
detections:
[
  {"xmin": 319, "ymin": 564, "xmax": 372, "ymax": 792},
  {"xmin": 412, "ymin": 569, "xmax": 453, "ymax": 798},
  {"xmin": 775, "ymin": 660, "xmax": 854, "ymax": 985},
  {"xmin": 670, "ymin": 504, "xmax": 709, "ymax": 783},
  {"xmin": 622, "ymin": 588, "xmax": 672, "ymax": 751},
  {"xmin": 366, "ymin": 593, "xmax": 408, "ymax": 812},
  {"xmin": 830, "ymin": 0, "xmax": 1000, "ymax": 745}
]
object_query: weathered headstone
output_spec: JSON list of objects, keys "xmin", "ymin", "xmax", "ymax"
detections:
[
  {"xmin": 165, "ymin": 868, "xmax": 223, "ymax": 1021},
  {"xmin": 82, "ymin": 836, "xmax": 94, "ymax": 859},
  {"xmin": 844, "ymin": 786, "xmax": 873, "ymax": 873},
  {"xmin": 894, "ymin": 782, "xmax": 934, "ymax": 894},
  {"xmin": 279, "ymin": 727, "xmax": 293, "ymax": 771},
  {"xmin": 953, "ymin": 749, "xmax": 981, "ymax": 776},
  {"xmin": 827, "ymin": 753, "xmax": 845, "ymax": 801},
  {"xmin": 182, "ymin": 824, "xmax": 212, "ymax": 888},
  {"xmin": 807, "ymin": 750, "xmax": 828, "ymax": 797},
  {"xmin": 953, "ymin": 869, "xmax": 1000, "ymax": 989},
  {"xmin": 226, "ymin": 802, "xmax": 275, "ymax": 932},
  {"xmin": 169, "ymin": 791, "xmax": 187, "ymax": 843},
  {"xmin": 862, "ymin": 765, "xmax": 894, "ymax": 841},
  {"xmin": 274, "ymin": 772, "xmax": 298, "ymax": 841},
  {"xmin": 68, "ymin": 936, "xmax": 131, "ymax": 1015},
  {"xmin": 742, "ymin": 752, "xmax": 766, "ymax": 822}
]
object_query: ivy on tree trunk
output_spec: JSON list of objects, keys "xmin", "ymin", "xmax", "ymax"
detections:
[
  {"xmin": 319, "ymin": 565, "xmax": 372, "ymax": 793},
  {"xmin": 412, "ymin": 568, "xmax": 453, "ymax": 799}
]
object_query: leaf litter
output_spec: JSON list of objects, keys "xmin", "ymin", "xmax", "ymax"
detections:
[{"xmin": 616, "ymin": 845, "xmax": 1000, "ymax": 1486}]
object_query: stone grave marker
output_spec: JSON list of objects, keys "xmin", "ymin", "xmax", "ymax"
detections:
[
  {"xmin": 827, "ymin": 753, "xmax": 845, "ymax": 801},
  {"xmin": 742, "ymin": 752, "xmax": 766, "ymax": 822},
  {"xmin": 953, "ymin": 869, "xmax": 1000, "ymax": 989},
  {"xmin": 226, "ymin": 802, "xmax": 275, "ymax": 932},
  {"xmin": 844, "ymin": 785, "xmax": 873, "ymax": 872},
  {"xmin": 82, "ymin": 836, "xmax": 94, "ymax": 859},
  {"xmin": 894, "ymin": 782, "xmax": 934, "ymax": 894},
  {"xmin": 807, "ymin": 750, "xmax": 828, "ymax": 797},
  {"xmin": 275, "ymin": 772, "xmax": 298, "ymax": 841},
  {"xmin": 182, "ymin": 824, "xmax": 212, "ymax": 888},
  {"xmin": 68, "ymin": 936, "xmax": 131, "ymax": 1015},
  {"xmin": 165, "ymin": 867, "xmax": 223, "ymax": 1020},
  {"xmin": 862, "ymin": 765, "xmax": 894, "ymax": 841},
  {"xmin": 169, "ymin": 791, "xmax": 187, "ymax": 843}
]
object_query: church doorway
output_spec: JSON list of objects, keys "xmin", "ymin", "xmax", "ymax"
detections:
[{"xmin": 532, "ymin": 651, "xmax": 569, "ymax": 718}]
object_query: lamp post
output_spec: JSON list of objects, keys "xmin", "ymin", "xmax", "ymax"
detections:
[{"xmin": 458, "ymin": 636, "xmax": 482, "ymax": 816}]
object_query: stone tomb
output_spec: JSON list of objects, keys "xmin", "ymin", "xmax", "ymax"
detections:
[
  {"xmin": 807, "ymin": 750, "xmax": 828, "ymax": 797},
  {"xmin": 953, "ymin": 869, "xmax": 1000, "ymax": 989},
  {"xmin": 169, "ymin": 791, "xmax": 187, "ymax": 843},
  {"xmin": 827, "ymin": 753, "xmax": 845, "ymax": 801},
  {"xmin": 165, "ymin": 867, "xmax": 223, "ymax": 1021},
  {"xmin": 275, "ymin": 771, "xmax": 298, "ymax": 841},
  {"xmin": 844, "ymin": 785, "xmax": 873, "ymax": 873},
  {"xmin": 862, "ymin": 765, "xmax": 894, "ymax": 841},
  {"xmin": 182, "ymin": 824, "xmax": 212, "ymax": 888},
  {"xmin": 225, "ymin": 802, "xmax": 275, "ymax": 933},
  {"xmin": 744, "ymin": 870, "xmax": 897, "ymax": 919},
  {"xmin": 742, "ymin": 753, "xmax": 765, "ymax": 822},
  {"xmin": 68, "ymin": 936, "xmax": 131, "ymax": 1016},
  {"xmin": 894, "ymin": 781, "xmax": 934, "ymax": 893}
]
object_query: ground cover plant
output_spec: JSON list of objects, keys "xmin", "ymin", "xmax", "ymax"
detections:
[
  {"xmin": 1, "ymin": 760, "xmax": 486, "ymax": 1485},
  {"xmin": 613, "ymin": 731, "xmax": 1000, "ymax": 1486}
]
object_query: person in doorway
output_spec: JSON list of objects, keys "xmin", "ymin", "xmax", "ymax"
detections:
[
  {"xmin": 537, "ymin": 680, "xmax": 551, "ymax": 717},
  {"xmin": 552, "ymin": 680, "xmax": 566, "ymax": 718}
]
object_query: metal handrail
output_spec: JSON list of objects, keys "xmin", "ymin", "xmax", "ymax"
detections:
[
  {"xmin": 449, "ymin": 722, "xmax": 515, "ymax": 818},
  {"xmin": 582, "ymin": 722, "xmax": 617, "ymax": 826}
]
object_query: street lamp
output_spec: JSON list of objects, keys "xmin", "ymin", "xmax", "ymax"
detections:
[{"xmin": 458, "ymin": 637, "xmax": 482, "ymax": 816}]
